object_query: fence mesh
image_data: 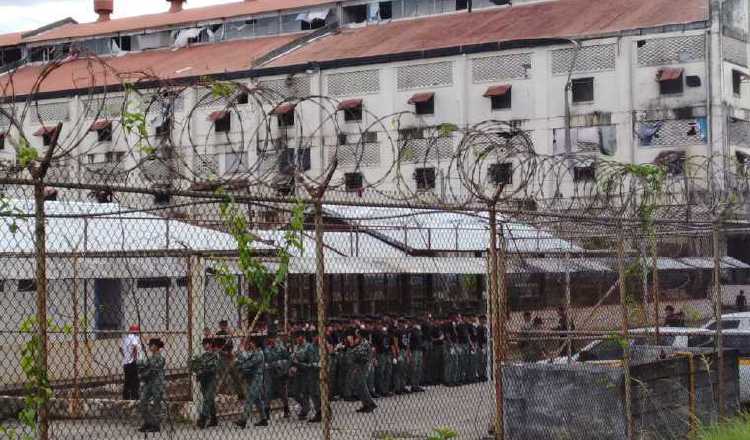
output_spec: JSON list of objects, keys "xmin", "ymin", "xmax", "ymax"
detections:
[{"xmin": 0, "ymin": 53, "xmax": 747, "ymax": 440}]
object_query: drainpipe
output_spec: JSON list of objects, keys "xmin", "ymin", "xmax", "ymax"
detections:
[{"xmin": 564, "ymin": 40, "xmax": 581, "ymax": 158}]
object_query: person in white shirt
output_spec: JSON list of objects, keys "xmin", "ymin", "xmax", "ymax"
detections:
[{"xmin": 121, "ymin": 324, "xmax": 142, "ymax": 400}]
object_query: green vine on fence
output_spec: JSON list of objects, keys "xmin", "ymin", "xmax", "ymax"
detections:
[
  {"xmin": 0, "ymin": 317, "xmax": 72, "ymax": 440},
  {"xmin": 215, "ymin": 192, "xmax": 305, "ymax": 332}
]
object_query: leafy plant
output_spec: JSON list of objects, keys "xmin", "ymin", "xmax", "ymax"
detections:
[
  {"xmin": 0, "ymin": 318, "xmax": 72, "ymax": 439},
  {"xmin": 428, "ymin": 427, "xmax": 458, "ymax": 440},
  {"xmin": 215, "ymin": 192, "xmax": 305, "ymax": 332}
]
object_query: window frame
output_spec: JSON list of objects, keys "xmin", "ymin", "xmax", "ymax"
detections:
[
  {"xmin": 414, "ymin": 96, "xmax": 435, "ymax": 115},
  {"xmin": 414, "ymin": 167, "xmax": 436, "ymax": 190},
  {"xmin": 571, "ymin": 77, "xmax": 595, "ymax": 104},
  {"xmin": 490, "ymin": 90, "xmax": 512, "ymax": 110},
  {"xmin": 214, "ymin": 112, "xmax": 231, "ymax": 133}
]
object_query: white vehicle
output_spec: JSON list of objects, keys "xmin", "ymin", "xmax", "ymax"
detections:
[{"xmin": 555, "ymin": 315, "xmax": 750, "ymax": 403}]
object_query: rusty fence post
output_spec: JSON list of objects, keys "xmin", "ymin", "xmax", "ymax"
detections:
[{"xmin": 487, "ymin": 204, "xmax": 506, "ymax": 440}]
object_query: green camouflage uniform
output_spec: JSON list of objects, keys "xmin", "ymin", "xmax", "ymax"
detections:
[
  {"xmin": 351, "ymin": 339, "xmax": 375, "ymax": 408},
  {"xmin": 236, "ymin": 349, "xmax": 267, "ymax": 423},
  {"xmin": 264, "ymin": 342, "xmax": 291, "ymax": 413},
  {"xmin": 292, "ymin": 341, "xmax": 321, "ymax": 416},
  {"xmin": 137, "ymin": 353, "xmax": 166, "ymax": 429},
  {"xmin": 190, "ymin": 351, "xmax": 221, "ymax": 423}
]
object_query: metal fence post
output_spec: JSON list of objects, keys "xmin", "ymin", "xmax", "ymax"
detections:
[
  {"xmin": 314, "ymin": 200, "xmax": 332, "ymax": 440},
  {"xmin": 712, "ymin": 220, "xmax": 724, "ymax": 417},
  {"xmin": 187, "ymin": 255, "xmax": 205, "ymax": 421},
  {"xmin": 616, "ymin": 234, "xmax": 634, "ymax": 440},
  {"xmin": 487, "ymin": 204, "xmax": 505, "ymax": 440},
  {"xmin": 33, "ymin": 180, "xmax": 50, "ymax": 440}
]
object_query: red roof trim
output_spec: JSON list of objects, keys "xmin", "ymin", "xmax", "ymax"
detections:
[
  {"xmin": 33, "ymin": 126, "xmax": 58, "ymax": 137},
  {"xmin": 271, "ymin": 102, "xmax": 296, "ymax": 115},
  {"xmin": 208, "ymin": 111, "xmax": 228, "ymax": 122},
  {"xmin": 407, "ymin": 92, "xmax": 434, "ymax": 105},
  {"xmin": 337, "ymin": 99, "xmax": 363, "ymax": 111},
  {"xmin": 657, "ymin": 67, "xmax": 684, "ymax": 81},
  {"xmin": 483, "ymin": 85, "xmax": 511, "ymax": 97}
]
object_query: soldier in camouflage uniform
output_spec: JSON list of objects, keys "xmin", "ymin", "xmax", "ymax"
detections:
[
  {"xmin": 190, "ymin": 337, "xmax": 222, "ymax": 429},
  {"xmin": 291, "ymin": 329, "xmax": 322, "ymax": 422},
  {"xmin": 137, "ymin": 338, "xmax": 166, "ymax": 433},
  {"xmin": 235, "ymin": 336, "xmax": 269, "ymax": 428},
  {"xmin": 348, "ymin": 329, "xmax": 377, "ymax": 413},
  {"xmin": 263, "ymin": 334, "xmax": 291, "ymax": 418}
]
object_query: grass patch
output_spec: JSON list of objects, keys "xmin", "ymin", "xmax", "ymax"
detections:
[{"xmin": 697, "ymin": 412, "xmax": 750, "ymax": 440}]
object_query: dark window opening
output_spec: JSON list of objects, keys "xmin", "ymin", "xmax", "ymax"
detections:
[
  {"xmin": 301, "ymin": 18, "xmax": 326, "ymax": 30},
  {"xmin": 573, "ymin": 164, "xmax": 596, "ymax": 182},
  {"xmin": 215, "ymin": 113, "xmax": 231, "ymax": 132},
  {"xmin": 571, "ymin": 77, "xmax": 594, "ymax": 103},
  {"xmin": 491, "ymin": 91, "xmax": 512, "ymax": 110},
  {"xmin": 0, "ymin": 134, "xmax": 5, "ymax": 150},
  {"xmin": 456, "ymin": 0, "xmax": 469, "ymax": 10},
  {"xmin": 137, "ymin": 277, "xmax": 171, "ymax": 289},
  {"xmin": 362, "ymin": 132, "xmax": 377, "ymax": 143},
  {"xmin": 344, "ymin": 106, "xmax": 363, "ymax": 121},
  {"xmin": 1, "ymin": 47, "xmax": 22, "ymax": 65},
  {"xmin": 237, "ymin": 92, "xmax": 249, "ymax": 105},
  {"xmin": 733, "ymin": 70, "xmax": 744, "ymax": 96},
  {"xmin": 112, "ymin": 36, "xmax": 132, "ymax": 51},
  {"xmin": 154, "ymin": 192, "xmax": 171, "ymax": 205},
  {"xmin": 156, "ymin": 119, "xmax": 171, "ymax": 137},
  {"xmin": 345, "ymin": 172, "xmax": 364, "ymax": 191},
  {"xmin": 660, "ymin": 76, "xmax": 684, "ymax": 95},
  {"xmin": 278, "ymin": 112, "xmax": 295, "ymax": 127},
  {"xmin": 343, "ymin": 4, "xmax": 368, "ymax": 24},
  {"xmin": 42, "ymin": 131, "xmax": 56, "ymax": 147},
  {"xmin": 30, "ymin": 47, "xmax": 47, "ymax": 62},
  {"xmin": 399, "ymin": 127, "xmax": 423, "ymax": 140},
  {"xmin": 379, "ymin": 2, "xmax": 393, "ymax": 19},
  {"xmin": 282, "ymin": 148, "xmax": 311, "ymax": 173},
  {"xmin": 637, "ymin": 40, "xmax": 647, "ymax": 48},
  {"xmin": 489, "ymin": 162, "xmax": 513, "ymax": 185},
  {"xmin": 18, "ymin": 279, "xmax": 36, "ymax": 292},
  {"xmin": 685, "ymin": 75, "xmax": 701, "ymax": 88},
  {"xmin": 94, "ymin": 279, "xmax": 123, "ymax": 334},
  {"xmin": 97, "ymin": 126, "xmax": 112, "ymax": 142},
  {"xmin": 414, "ymin": 167, "xmax": 436, "ymax": 190},
  {"xmin": 338, "ymin": 133, "xmax": 348, "ymax": 145},
  {"xmin": 415, "ymin": 98, "xmax": 434, "ymax": 115}
]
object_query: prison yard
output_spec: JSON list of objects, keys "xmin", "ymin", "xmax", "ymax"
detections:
[{"xmin": 2, "ymin": 0, "xmax": 750, "ymax": 439}]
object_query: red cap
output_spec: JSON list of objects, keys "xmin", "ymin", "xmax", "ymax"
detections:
[{"xmin": 129, "ymin": 324, "xmax": 140, "ymax": 332}]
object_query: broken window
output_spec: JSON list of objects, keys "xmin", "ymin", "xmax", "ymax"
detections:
[
  {"xmin": 658, "ymin": 68, "xmax": 684, "ymax": 95},
  {"xmin": 571, "ymin": 78, "xmax": 594, "ymax": 103},
  {"xmin": 414, "ymin": 167, "xmax": 436, "ymax": 190},
  {"xmin": 489, "ymin": 162, "xmax": 513, "ymax": 185},
  {"xmin": 573, "ymin": 164, "xmax": 596, "ymax": 182},
  {"xmin": 733, "ymin": 70, "xmax": 744, "ymax": 96},
  {"xmin": 345, "ymin": 172, "xmax": 364, "ymax": 191}
]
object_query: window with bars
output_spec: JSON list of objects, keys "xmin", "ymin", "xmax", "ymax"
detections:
[
  {"xmin": 573, "ymin": 164, "xmax": 596, "ymax": 182},
  {"xmin": 344, "ymin": 106, "xmax": 363, "ymax": 122},
  {"xmin": 491, "ymin": 91, "xmax": 512, "ymax": 110},
  {"xmin": 278, "ymin": 112, "xmax": 295, "ymax": 128},
  {"xmin": 97, "ymin": 126, "xmax": 112, "ymax": 142}
]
